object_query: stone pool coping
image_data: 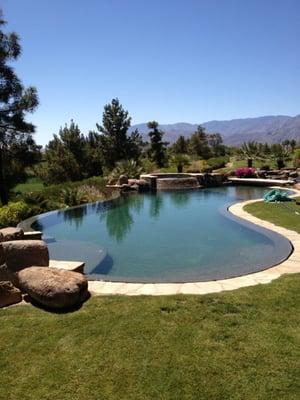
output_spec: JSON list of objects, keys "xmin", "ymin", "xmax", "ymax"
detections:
[{"xmin": 88, "ymin": 187, "xmax": 300, "ymax": 296}]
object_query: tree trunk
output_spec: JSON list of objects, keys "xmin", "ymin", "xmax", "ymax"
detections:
[
  {"xmin": 177, "ymin": 165, "xmax": 183, "ymax": 173},
  {"xmin": 247, "ymin": 158, "xmax": 253, "ymax": 168},
  {"xmin": 0, "ymin": 147, "xmax": 8, "ymax": 205}
]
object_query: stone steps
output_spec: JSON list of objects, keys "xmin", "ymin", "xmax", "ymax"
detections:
[{"xmin": 49, "ymin": 260, "xmax": 85, "ymax": 274}]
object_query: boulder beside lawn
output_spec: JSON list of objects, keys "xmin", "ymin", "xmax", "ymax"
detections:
[
  {"xmin": 0, "ymin": 264, "xmax": 18, "ymax": 286},
  {"xmin": 0, "ymin": 281, "xmax": 22, "ymax": 308},
  {"xmin": 17, "ymin": 267, "xmax": 88, "ymax": 309},
  {"xmin": 2, "ymin": 240, "xmax": 49, "ymax": 272},
  {"xmin": 0, "ymin": 227, "xmax": 24, "ymax": 242}
]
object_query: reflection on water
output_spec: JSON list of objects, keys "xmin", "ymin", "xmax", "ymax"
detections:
[
  {"xmin": 58, "ymin": 205, "xmax": 88, "ymax": 229},
  {"xmin": 169, "ymin": 191, "xmax": 190, "ymax": 209},
  {"xmin": 100, "ymin": 198, "xmax": 133, "ymax": 243},
  {"xmin": 30, "ymin": 186, "xmax": 292, "ymax": 282},
  {"xmin": 99, "ymin": 194, "xmax": 145, "ymax": 242},
  {"xmin": 149, "ymin": 193, "xmax": 164, "ymax": 219}
]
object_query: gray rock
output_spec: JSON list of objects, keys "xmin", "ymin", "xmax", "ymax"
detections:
[
  {"xmin": 289, "ymin": 171, "xmax": 298, "ymax": 178},
  {"xmin": 0, "ymin": 227, "xmax": 24, "ymax": 242},
  {"xmin": 17, "ymin": 267, "xmax": 88, "ymax": 309},
  {"xmin": 118, "ymin": 174, "xmax": 128, "ymax": 185},
  {"xmin": 2, "ymin": 240, "xmax": 49, "ymax": 273},
  {"xmin": 0, "ymin": 281, "xmax": 22, "ymax": 308}
]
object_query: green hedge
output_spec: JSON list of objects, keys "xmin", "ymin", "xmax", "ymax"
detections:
[
  {"xmin": 0, "ymin": 202, "xmax": 32, "ymax": 228},
  {"xmin": 0, "ymin": 176, "xmax": 116, "ymax": 228}
]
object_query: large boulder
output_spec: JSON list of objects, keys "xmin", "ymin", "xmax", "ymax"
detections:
[
  {"xmin": 2, "ymin": 240, "xmax": 49, "ymax": 273},
  {"xmin": 0, "ymin": 264, "xmax": 18, "ymax": 286},
  {"xmin": 0, "ymin": 281, "xmax": 22, "ymax": 308},
  {"xmin": 0, "ymin": 227, "xmax": 24, "ymax": 242},
  {"xmin": 17, "ymin": 267, "xmax": 88, "ymax": 309},
  {"xmin": 0, "ymin": 243, "xmax": 4, "ymax": 265}
]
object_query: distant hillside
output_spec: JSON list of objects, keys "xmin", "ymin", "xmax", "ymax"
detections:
[{"xmin": 130, "ymin": 115, "xmax": 300, "ymax": 145}]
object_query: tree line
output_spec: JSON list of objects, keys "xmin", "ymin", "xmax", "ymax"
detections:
[{"xmin": 37, "ymin": 99, "xmax": 228, "ymax": 185}]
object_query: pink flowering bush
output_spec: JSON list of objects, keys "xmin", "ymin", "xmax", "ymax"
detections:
[{"xmin": 235, "ymin": 167, "xmax": 256, "ymax": 178}]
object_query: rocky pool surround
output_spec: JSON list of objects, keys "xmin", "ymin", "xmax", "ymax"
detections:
[{"xmin": 88, "ymin": 187, "xmax": 300, "ymax": 296}]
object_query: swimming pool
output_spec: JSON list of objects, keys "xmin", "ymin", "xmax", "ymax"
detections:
[{"xmin": 22, "ymin": 186, "xmax": 292, "ymax": 282}]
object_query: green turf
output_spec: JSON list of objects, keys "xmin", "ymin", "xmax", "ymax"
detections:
[
  {"xmin": 1, "ymin": 275, "xmax": 300, "ymax": 400},
  {"xmin": 12, "ymin": 177, "xmax": 45, "ymax": 194},
  {"xmin": 216, "ymin": 156, "xmax": 294, "ymax": 173},
  {"xmin": 244, "ymin": 197, "xmax": 300, "ymax": 233}
]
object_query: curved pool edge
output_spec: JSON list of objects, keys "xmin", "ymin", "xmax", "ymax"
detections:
[{"xmin": 88, "ymin": 187, "xmax": 300, "ymax": 296}]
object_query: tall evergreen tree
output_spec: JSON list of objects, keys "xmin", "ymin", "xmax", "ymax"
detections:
[
  {"xmin": 172, "ymin": 135, "xmax": 188, "ymax": 154},
  {"xmin": 147, "ymin": 121, "xmax": 167, "ymax": 167},
  {"xmin": 0, "ymin": 11, "xmax": 39, "ymax": 204},
  {"xmin": 96, "ymin": 98, "xmax": 141, "ymax": 168},
  {"xmin": 40, "ymin": 121, "xmax": 88, "ymax": 184},
  {"xmin": 85, "ymin": 131, "xmax": 103, "ymax": 177},
  {"xmin": 189, "ymin": 126, "xmax": 211, "ymax": 159},
  {"xmin": 207, "ymin": 133, "xmax": 225, "ymax": 156}
]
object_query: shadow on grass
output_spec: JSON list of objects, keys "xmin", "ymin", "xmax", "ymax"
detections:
[{"xmin": 23, "ymin": 291, "xmax": 91, "ymax": 314}]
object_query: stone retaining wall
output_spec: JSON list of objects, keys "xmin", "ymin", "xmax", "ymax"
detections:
[{"xmin": 140, "ymin": 173, "xmax": 225, "ymax": 190}]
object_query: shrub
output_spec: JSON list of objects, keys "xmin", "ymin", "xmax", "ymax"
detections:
[
  {"xmin": 293, "ymin": 149, "xmax": 300, "ymax": 168},
  {"xmin": 186, "ymin": 160, "xmax": 205, "ymax": 173},
  {"xmin": 202, "ymin": 166, "xmax": 213, "ymax": 173},
  {"xmin": 260, "ymin": 165, "xmax": 270, "ymax": 171},
  {"xmin": 235, "ymin": 167, "xmax": 256, "ymax": 178},
  {"xmin": 77, "ymin": 185, "xmax": 105, "ymax": 203},
  {"xmin": 22, "ymin": 192, "xmax": 64, "ymax": 214},
  {"xmin": 206, "ymin": 156, "xmax": 230, "ymax": 170},
  {"xmin": 60, "ymin": 188, "xmax": 88, "ymax": 207},
  {"xmin": 0, "ymin": 201, "xmax": 32, "ymax": 228}
]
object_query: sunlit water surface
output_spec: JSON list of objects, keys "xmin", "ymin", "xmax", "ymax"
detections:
[{"xmin": 30, "ymin": 186, "xmax": 291, "ymax": 282}]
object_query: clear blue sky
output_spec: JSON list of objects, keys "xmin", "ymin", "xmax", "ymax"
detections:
[{"xmin": 2, "ymin": 0, "xmax": 300, "ymax": 145}]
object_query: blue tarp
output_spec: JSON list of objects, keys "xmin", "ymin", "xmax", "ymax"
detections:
[{"xmin": 263, "ymin": 189, "xmax": 291, "ymax": 203}]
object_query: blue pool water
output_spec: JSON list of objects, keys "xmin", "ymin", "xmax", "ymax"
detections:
[{"xmin": 27, "ymin": 186, "xmax": 291, "ymax": 282}]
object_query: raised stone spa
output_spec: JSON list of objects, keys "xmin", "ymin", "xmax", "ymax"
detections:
[{"xmin": 140, "ymin": 172, "xmax": 225, "ymax": 190}]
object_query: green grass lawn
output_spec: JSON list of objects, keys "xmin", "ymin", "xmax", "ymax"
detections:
[
  {"xmin": 12, "ymin": 177, "xmax": 45, "ymax": 194},
  {"xmin": 1, "ymin": 275, "xmax": 300, "ymax": 400},
  {"xmin": 217, "ymin": 156, "xmax": 294, "ymax": 173},
  {"xmin": 1, "ymin": 184, "xmax": 300, "ymax": 400},
  {"xmin": 244, "ymin": 197, "xmax": 300, "ymax": 233}
]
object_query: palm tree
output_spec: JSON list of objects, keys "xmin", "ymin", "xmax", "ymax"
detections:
[
  {"xmin": 171, "ymin": 154, "xmax": 190, "ymax": 173},
  {"xmin": 109, "ymin": 159, "xmax": 143, "ymax": 183},
  {"xmin": 239, "ymin": 141, "xmax": 264, "ymax": 168},
  {"xmin": 270, "ymin": 144, "xmax": 291, "ymax": 169}
]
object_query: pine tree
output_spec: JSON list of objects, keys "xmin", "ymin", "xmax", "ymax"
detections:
[
  {"xmin": 172, "ymin": 135, "xmax": 188, "ymax": 154},
  {"xmin": 96, "ymin": 98, "xmax": 140, "ymax": 169},
  {"xmin": 147, "ymin": 121, "xmax": 167, "ymax": 167},
  {"xmin": 85, "ymin": 131, "xmax": 103, "ymax": 177},
  {"xmin": 189, "ymin": 126, "xmax": 211, "ymax": 159},
  {"xmin": 41, "ymin": 121, "xmax": 87, "ymax": 184},
  {"xmin": 0, "ymin": 11, "xmax": 39, "ymax": 204}
]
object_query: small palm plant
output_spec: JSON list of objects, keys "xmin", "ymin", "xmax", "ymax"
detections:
[
  {"xmin": 108, "ymin": 159, "xmax": 144, "ymax": 184},
  {"xmin": 239, "ymin": 141, "xmax": 264, "ymax": 168},
  {"xmin": 60, "ymin": 187, "xmax": 88, "ymax": 207},
  {"xmin": 270, "ymin": 144, "xmax": 291, "ymax": 169},
  {"xmin": 171, "ymin": 154, "xmax": 191, "ymax": 173}
]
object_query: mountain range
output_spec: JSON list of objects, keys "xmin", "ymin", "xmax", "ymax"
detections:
[{"xmin": 130, "ymin": 115, "xmax": 300, "ymax": 146}]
